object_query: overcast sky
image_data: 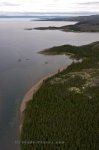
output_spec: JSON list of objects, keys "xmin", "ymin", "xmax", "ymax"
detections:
[{"xmin": 0, "ymin": 0, "xmax": 99, "ymax": 13}]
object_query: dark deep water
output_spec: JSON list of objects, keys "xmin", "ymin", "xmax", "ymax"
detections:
[{"xmin": 1, "ymin": 19, "xmax": 99, "ymax": 150}]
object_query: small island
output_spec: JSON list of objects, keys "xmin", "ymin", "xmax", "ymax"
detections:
[{"xmin": 21, "ymin": 41, "xmax": 99, "ymax": 150}]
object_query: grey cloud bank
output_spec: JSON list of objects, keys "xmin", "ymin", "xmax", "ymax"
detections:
[
  {"xmin": 78, "ymin": 1, "xmax": 99, "ymax": 5},
  {"xmin": 0, "ymin": 2, "xmax": 20, "ymax": 6}
]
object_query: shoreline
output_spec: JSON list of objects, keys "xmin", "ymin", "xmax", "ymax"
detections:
[{"xmin": 19, "ymin": 68, "xmax": 64, "ymax": 131}]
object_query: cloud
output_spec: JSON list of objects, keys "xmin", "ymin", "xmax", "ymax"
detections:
[
  {"xmin": 0, "ymin": 2, "xmax": 20, "ymax": 7},
  {"xmin": 78, "ymin": 1, "xmax": 99, "ymax": 5}
]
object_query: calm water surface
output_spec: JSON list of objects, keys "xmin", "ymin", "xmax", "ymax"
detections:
[{"xmin": 0, "ymin": 19, "xmax": 99, "ymax": 150}]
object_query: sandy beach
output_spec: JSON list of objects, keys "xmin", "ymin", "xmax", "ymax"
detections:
[
  {"xmin": 20, "ymin": 73, "xmax": 54, "ymax": 114},
  {"xmin": 19, "ymin": 73, "xmax": 55, "ymax": 130},
  {"xmin": 19, "ymin": 68, "xmax": 64, "ymax": 131}
]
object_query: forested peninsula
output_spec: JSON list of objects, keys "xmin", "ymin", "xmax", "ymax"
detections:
[{"xmin": 21, "ymin": 41, "xmax": 99, "ymax": 150}]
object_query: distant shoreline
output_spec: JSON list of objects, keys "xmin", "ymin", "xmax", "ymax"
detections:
[{"xmin": 27, "ymin": 15, "xmax": 99, "ymax": 33}]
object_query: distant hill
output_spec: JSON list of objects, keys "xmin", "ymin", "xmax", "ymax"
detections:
[
  {"xmin": 41, "ymin": 15, "xmax": 99, "ymax": 22},
  {"xmin": 64, "ymin": 15, "xmax": 99, "ymax": 32}
]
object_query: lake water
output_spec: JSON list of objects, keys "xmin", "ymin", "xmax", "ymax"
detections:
[{"xmin": 0, "ymin": 19, "xmax": 99, "ymax": 150}]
